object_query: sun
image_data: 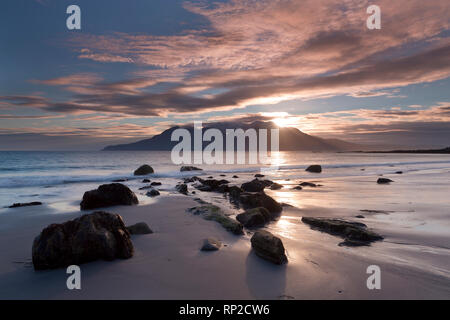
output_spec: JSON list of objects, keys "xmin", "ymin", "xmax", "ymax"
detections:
[{"xmin": 272, "ymin": 117, "xmax": 292, "ymax": 127}]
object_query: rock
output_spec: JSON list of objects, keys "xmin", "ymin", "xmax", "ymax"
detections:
[
  {"xmin": 32, "ymin": 211, "xmax": 134, "ymax": 270},
  {"xmin": 355, "ymin": 215, "xmax": 365, "ymax": 219},
  {"xmin": 139, "ymin": 185, "xmax": 153, "ymax": 190},
  {"xmin": 228, "ymin": 185, "xmax": 243, "ymax": 201},
  {"xmin": 8, "ymin": 201, "xmax": 42, "ymax": 208},
  {"xmin": 293, "ymin": 186, "xmax": 303, "ymax": 190},
  {"xmin": 270, "ymin": 183, "xmax": 283, "ymax": 190},
  {"xmin": 216, "ymin": 184, "xmax": 230, "ymax": 193},
  {"xmin": 183, "ymin": 176, "xmax": 200, "ymax": 183},
  {"xmin": 395, "ymin": 171, "xmax": 403, "ymax": 174},
  {"xmin": 241, "ymin": 179, "xmax": 266, "ymax": 192},
  {"xmin": 220, "ymin": 174, "xmax": 226, "ymax": 177},
  {"xmin": 301, "ymin": 217, "xmax": 383, "ymax": 246},
  {"xmin": 126, "ymin": 222, "xmax": 153, "ymax": 234},
  {"xmin": 254, "ymin": 174, "xmax": 265, "ymax": 178},
  {"xmin": 305, "ymin": 165, "xmax": 322, "ymax": 173},
  {"xmin": 200, "ymin": 238, "xmax": 222, "ymax": 251},
  {"xmin": 299, "ymin": 182, "xmax": 317, "ymax": 187},
  {"xmin": 150, "ymin": 181, "xmax": 162, "ymax": 186},
  {"xmin": 180, "ymin": 166, "xmax": 203, "ymax": 172},
  {"xmin": 236, "ymin": 207, "xmax": 271, "ymax": 228},
  {"xmin": 80, "ymin": 183, "xmax": 138, "ymax": 210},
  {"xmin": 188, "ymin": 205, "xmax": 244, "ymax": 235},
  {"xmin": 134, "ymin": 164, "xmax": 154, "ymax": 175},
  {"xmin": 146, "ymin": 189, "xmax": 160, "ymax": 197},
  {"xmin": 251, "ymin": 230, "xmax": 287, "ymax": 265},
  {"xmin": 176, "ymin": 183, "xmax": 188, "ymax": 195},
  {"xmin": 377, "ymin": 178, "xmax": 393, "ymax": 184},
  {"xmin": 142, "ymin": 179, "xmax": 151, "ymax": 183},
  {"xmin": 239, "ymin": 192, "xmax": 282, "ymax": 214},
  {"xmin": 232, "ymin": 175, "xmax": 239, "ymax": 178},
  {"xmin": 112, "ymin": 178, "xmax": 127, "ymax": 182},
  {"xmin": 194, "ymin": 178, "xmax": 229, "ymax": 192}
]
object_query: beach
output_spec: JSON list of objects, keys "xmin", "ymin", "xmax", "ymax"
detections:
[{"xmin": 0, "ymin": 151, "xmax": 449, "ymax": 299}]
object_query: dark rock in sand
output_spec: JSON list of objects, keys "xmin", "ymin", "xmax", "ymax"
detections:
[
  {"xmin": 241, "ymin": 179, "xmax": 266, "ymax": 192},
  {"xmin": 239, "ymin": 192, "xmax": 282, "ymax": 214},
  {"xmin": 80, "ymin": 183, "xmax": 138, "ymax": 210},
  {"xmin": 377, "ymin": 178, "xmax": 393, "ymax": 184},
  {"xmin": 299, "ymin": 182, "xmax": 317, "ymax": 187},
  {"xmin": 232, "ymin": 175, "xmax": 239, "ymax": 178},
  {"xmin": 201, "ymin": 238, "xmax": 222, "ymax": 251},
  {"xmin": 301, "ymin": 217, "xmax": 383, "ymax": 246},
  {"xmin": 146, "ymin": 189, "xmax": 160, "ymax": 197},
  {"xmin": 142, "ymin": 179, "xmax": 151, "ymax": 183},
  {"xmin": 251, "ymin": 230, "xmax": 287, "ymax": 265},
  {"xmin": 236, "ymin": 207, "xmax": 271, "ymax": 228},
  {"xmin": 355, "ymin": 215, "xmax": 365, "ymax": 219},
  {"xmin": 126, "ymin": 222, "xmax": 153, "ymax": 234},
  {"xmin": 134, "ymin": 164, "xmax": 154, "ymax": 175},
  {"xmin": 112, "ymin": 178, "xmax": 127, "ymax": 182},
  {"xmin": 32, "ymin": 211, "xmax": 134, "ymax": 270},
  {"xmin": 228, "ymin": 185, "xmax": 243, "ymax": 200},
  {"xmin": 194, "ymin": 178, "xmax": 229, "ymax": 192},
  {"xmin": 180, "ymin": 166, "xmax": 203, "ymax": 172},
  {"xmin": 150, "ymin": 181, "xmax": 162, "ymax": 186},
  {"xmin": 8, "ymin": 201, "xmax": 42, "ymax": 208},
  {"xmin": 254, "ymin": 174, "xmax": 265, "ymax": 178},
  {"xmin": 183, "ymin": 176, "xmax": 200, "ymax": 183},
  {"xmin": 139, "ymin": 185, "xmax": 153, "ymax": 190},
  {"xmin": 220, "ymin": 174, "xmax": 226, "ymax": 177},
  {"xmin": 176, "ymin": 183, "xmax": 188, "ymax": 195},
  {"xmin": 305, "ymin": 165, "xmax": 322, "ymax": 173},
  {"xmin": 395, "ymin": 171, "xmax": 403, "ymax": 174},
  {"xmin": 216, "ymin": 184, "xmax": 229, "ymax": 193},
  {"xmin": 293, "ymin": 186, "xmax": 303, "ymax": 190},
  {"xmin": 270, "ymin": 182, "xmax": 283, "ymax": 190}
]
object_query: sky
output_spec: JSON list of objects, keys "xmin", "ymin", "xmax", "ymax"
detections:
[{"xmin": 0, "ymin": 0, "xmax": 449, "ymax": 150}]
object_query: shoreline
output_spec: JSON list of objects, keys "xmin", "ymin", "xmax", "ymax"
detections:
[{"xmin": 1, "ymin": 192, "xmax": 449, "ymax": 299}]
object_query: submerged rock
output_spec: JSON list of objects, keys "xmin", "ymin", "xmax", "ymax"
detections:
[
  {"xmin": 142, "ymin": 179, "xmax": 151, "ymax": 183},
  {"xmin": 180, "ymin": 166, "xmax": 203, "ymax": 172},
  {"xmin": 251, "ymin": 230, "xmax": 287, "ymax": 265},
  {"xmin": 127, "ymin": 222, "xmax": 153, "ymax": 235},
  {"xmin": 201, "ymin": 238, "xmax": 222, "ymax": 251},
  {"xmin": 32, "ymin": 211, "xmax": 134, "ymax": 270},
  {"xmin": 301, "ymin": 217, "xmax": 383, "ymax": 246},
  {"xmin": 150, "ymin": 181, "xmax": 162, "ymax": 186},
  {"xmin": 134, "ymin": 164, "xmax": 154, "ymax": 175},
  {"xmin": 188, "ymin": 205, "xmax": 243, "ymax": 235},
  {"xmin": 8, "ymin": 201, "xmax": 42, "ymax": 208},
  {"xmin": 80, "ymin": 183, "xmax": 138, "ymax": 210},
  {"xmin": 236, "ymin": 207, "xmax": 272, "ymax": 228},
  {"xmin": 377, "ymin": 178, "xmax": 393, "ymax": 184},
  {"xmin": 305, "ymin": 165, "xmax": 322, "ymax": 173}
]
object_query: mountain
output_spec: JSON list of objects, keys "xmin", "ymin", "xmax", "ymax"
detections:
[{"xmin": 103, "ymin": 121, "xmax": 361, "ymax": 151}]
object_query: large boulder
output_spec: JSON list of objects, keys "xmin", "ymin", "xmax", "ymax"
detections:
[
  {"xmin": 251, "ymin": 230, "xmax": 287, "ymax": 265},
  {"xmin": 134, "ymin": 164, "xmax": 154, "ymax": 175},
  {"xmin": 180, "ymin": 166, "xmax": 203, "ymax": 172},
  {"xmin": 236, "ymin": 207, "xmax": 271, "ymax": 228},
  {"xmin": 126, "ymin": 222, "xmax": 153, "ymax": 235},
  {"xmin": 305, "ymin": 165, "xmax": 322, "ymax": 173},
  {"xmin": 239, "ymin": 192, "xmax": 282, "ymax": 214},
  {"xmin": 80, "ymin": 183, "xmax": 138, "ymax": 210},
  {"xmin": 32, "ymin": 211, "xmax": 134, "ymax": 270}
]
